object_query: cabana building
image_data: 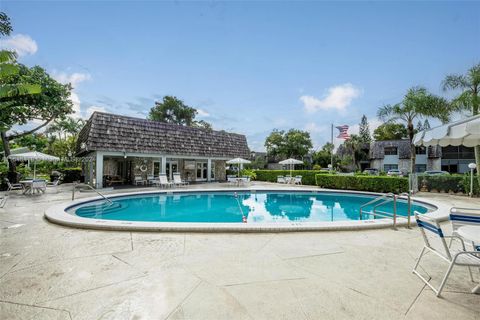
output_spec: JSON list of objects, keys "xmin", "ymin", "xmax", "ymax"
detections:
[{"xmin": 76, "ymin": 112, "xmax": 250, "ymax": 188}]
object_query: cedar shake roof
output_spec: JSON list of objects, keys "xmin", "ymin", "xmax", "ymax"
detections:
[{"xmin": 76, "ymin": 112, "xmax": 250, "ymax": 158}]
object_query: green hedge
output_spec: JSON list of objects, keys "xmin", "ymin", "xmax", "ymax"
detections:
[
  {"xmin": 417, "ymin": 174, "xmax": 479, "ymax": 195},
  {"xmin": 61, "ymin": 167, "xmax": 82, "ymax": 183},
  {"xmin": 255, "ymin": 170, "xmax": 331, "ymax": 185},
  {"xmin": 315, "ymin": 174, "xmax": 409, "ymax": 193}
]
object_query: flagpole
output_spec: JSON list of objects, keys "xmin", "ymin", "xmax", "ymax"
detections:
[{"xmin": 330, "ymin": 123, "xmax": 333, "ymax": 171}]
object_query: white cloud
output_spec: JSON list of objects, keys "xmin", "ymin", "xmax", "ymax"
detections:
[
  {"xmin": 300, "ymin": 83, "xmax": 362, "ymax": 113},
  {"xmin": 304, "ymin": 122, "xmax": 326, "ymax": 134},
  {"xmin": 52, "ymin": 71, "xmax": 91, "ymax": 87},
  {"xmin": 51, "ymin": 71, "xmax": 92, "ymax": 119},
  {"xmin": 197, "ymin": 108, "xmax": 210, "ymax": 117},
  {"xmin": 0, "ymin": 34, "xmax": 38, "ymax": 56},
  {"xmin": 85, "ymin": 106, "xmax": 106, "ymax": 118},
  {"xmin": 70, "ymin": 92, "xmax": 82, "ymax": 118}
]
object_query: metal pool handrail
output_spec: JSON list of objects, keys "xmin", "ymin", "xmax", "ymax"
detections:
[
  {"xmin": 71, "ymin": 182, "xmax": 113, "ymax": 205},
  {"xmin": 359, "ymin": 192, "xmax": 412, "ymax": 229}
]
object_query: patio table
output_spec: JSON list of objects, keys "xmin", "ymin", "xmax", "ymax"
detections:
[
  {"xmin": 20, "ymin": 180, "xmax": 46, "ymax": 195},
  {"xmin": 457, "ymin": 225, "xmax": 480, "ymax": 294}
]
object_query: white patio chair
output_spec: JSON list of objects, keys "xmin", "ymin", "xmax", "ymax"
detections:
[
  {"xmin": 158, "ymin": 174, "xmax": 173, "ymax": 188},
  {"xmin": 173, "ymin": 173, "xmax": 188, "ymax": 187},
  {"xmin": 412, "ymin": 211, "xmax": 480, "ymax": 297},
  {"xmin": 450, "ymin": 207, "xmax": 480, "ymax": 250},
  {"xmin": 294, "ymin": 175, "xmax": 302, "ymax": 185},
  {"xmin": 5, "ymin": 178, "xmax": 24, "ymax": 192},
  {"xmin": 227, "ymin": 175, "xmax": 237, "ymax": 185},
  {"xmin": 32, "ymin": 180, "xmax": 46, "ymax": 194},
  {"xmin": 277, "ymin": 176, "xmax": 286, "ymax": 184},
  {"xmin": 0, "ymin": 193, "xmax": 8, "ymax": 208},
  {"xmin": 146, "ymin": 175, "xmax": 156, "ymax": 186},
  {"xmin": 134, "ymin": 175, "xmax": 145, "ymax": 186}
]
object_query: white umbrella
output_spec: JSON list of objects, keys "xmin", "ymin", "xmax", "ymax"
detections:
[
  {"xmin": 279, "ymin": 158, "xmax": 303, "ymax": 177},
  {"xmin": 226, "ymin": 158, "xmax": 251, "ymax": 177},
  {"xmin": 8, "ymin": 151, "xmax": 60, "ymax": 179},
  {"xmin": 413, "ymin": 114, "xmax": 480, "ymax": 147}
]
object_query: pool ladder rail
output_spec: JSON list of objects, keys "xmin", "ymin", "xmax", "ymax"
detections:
[
  {"xmin": 359, "ymin": 192, "xmax": 412, "ymax": 229},
  {"xmin": 71, "ymin": 182, "xmax": 113, "ymax": 205}
]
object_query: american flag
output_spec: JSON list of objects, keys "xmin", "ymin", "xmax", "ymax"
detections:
[{"xmin": 336, "ymin": 125, "xmax": 350, "ymax": 140}]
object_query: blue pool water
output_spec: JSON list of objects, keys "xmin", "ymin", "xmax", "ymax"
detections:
[{"xmin": 68, "ymin": 191, "xmax": 431, "ymax": 223}]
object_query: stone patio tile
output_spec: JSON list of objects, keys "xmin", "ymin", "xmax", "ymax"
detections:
[
  {"xmin": 0, "ymin": 301, "xmax": 71, "ymax": 320},
  {"xmin": 42, "ymin": 268, "xmax": 201, "ymax": 320},
  {"xmin": 0, "ymin": 254, "xmax": 146, "ymax": 305}
]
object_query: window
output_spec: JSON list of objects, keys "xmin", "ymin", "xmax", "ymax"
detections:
[
  {"xmin": 415, "ymin": 146, "xmax": 426, "ymax": 155},
  {"xmin": 153, "ymin": 161, "xmax": 160, "ymax": 176},
  {"xmin": 415, "ymin": 164, "xmax": 426, "ymax": 173},
  {"xmin": 384, "ymin": 164, "xmax": 398, "ymax": 171},
  {"xmin": 384, "ymin": 147, "xmax": 398, "ymax": 155}
]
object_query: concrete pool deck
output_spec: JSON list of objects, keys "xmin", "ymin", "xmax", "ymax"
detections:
[{"xmin": 0, "ymin": 182, "xmax": 479, "ymax": 319}]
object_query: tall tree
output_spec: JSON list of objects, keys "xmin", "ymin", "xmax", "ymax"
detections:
[
  {"xmin": 442, "ymin": 63, "xmax": 480, "ymax": 180},
  {"xmin": 264, "ymin": 129, "xmax": 313, "ymax": 159},
  {"xmin": 342, "ymin": 134, "xmax": 363, "ymax": 170},
  {"xmin": 148, "ymin": 95, "xmax": 212, "ymax": 129},
  {"xmin": 373, "ymin": 123, "xmax": 408, "ymax": 141},
  {"xmin": 377, "ymin": 87, "xmax": 450, "ymax": 173},
  {"xmin": 0, "ymin": 65, "xmax": 73, "ymax": 180},
  {"xmin": 312, "ymin": 142, "xmax": 335, "ymax": 168},
  {"xmin": 0, "ymin": 12, "xmax": 41, "ymax": 100},
  {"xmin": 359, "ymin": 115, "xmax": 371, "ymax": 143}
]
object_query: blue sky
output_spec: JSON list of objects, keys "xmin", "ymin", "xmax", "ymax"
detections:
[{"xmin": 1, "ymin": 1, "xmax": 479, "ymax": 151}]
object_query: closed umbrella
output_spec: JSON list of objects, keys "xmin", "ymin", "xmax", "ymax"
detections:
[
  {"xmin": 8, "ymin": 151, "xmax": 60, "ymax": 179},
  {"xmin": 279, "ymin": 158, "xmax": 303, "ymax": 177},
  {"xmin": 413, "ymin": 114, "xmax": 480, "ymax": 147},
  {"xmin": 226, "ymin": 158, "xmax": 251, "ymax": 177}
]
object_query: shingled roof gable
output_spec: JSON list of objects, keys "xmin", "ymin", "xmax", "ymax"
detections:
[{"xmin": 76, "ymin": 112, "xmax": 250, "ymax": 158}]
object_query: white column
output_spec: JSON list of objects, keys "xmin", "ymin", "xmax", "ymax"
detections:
[
  {"xmin": 95, "ymin": 151, "xmax": 104, "ymax": 189},
  {"xmin": 207, "ymin": 158, "xmax": 212, "ymax": 182},
  {"xmin": 161, "ymin": 156, "xmax": 167, "ymax": 174}
]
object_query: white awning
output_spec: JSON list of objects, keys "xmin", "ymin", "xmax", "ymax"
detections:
[{"xmin": 413, "ymin": 115, "xmax": 480, "ymax": 147}]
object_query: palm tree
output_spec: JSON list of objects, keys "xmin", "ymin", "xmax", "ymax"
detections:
[
  {"xmin": 377, "ymin": 87, "xmax": 450, "ymax": 174},
  {"xmin": 343, "ymin": 134, "xmax": 362, "ymax": 170},
  {"xmin": 442, "ymin": 63, "xmax": 480, "ymax": 179}
]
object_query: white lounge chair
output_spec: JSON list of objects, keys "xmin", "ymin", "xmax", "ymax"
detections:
[
  {"xmin": 412, "ymin": 211, "xmax": 480, "ymax": 297},
  {"xmin": 5, "ymin": 178, "xmax": 24, "ymax": 192},
  {"xmin": 277, "ymin": 176, "xmax": 286, "ymax": 184},
  {"xmin": 450, "ymin": 207, "xmax": 480, "ymax": 250},
  {"xmin": 294, "ymin": 175, "xmax": 302, "ymax": 185},
  {"xmin": 173, "ymin": 173, "xmax": 188, "ymax": 187},
  {"xmin": 158, "ymin": 174, "xmax": 173, "ymax": 188},
  {"xmin": 46, "ymin": 179, "xmax": 60, "ymax": 193},
  {"xmin": 146, "ymin": 175, "xmax": 156, "ymax": 186}
]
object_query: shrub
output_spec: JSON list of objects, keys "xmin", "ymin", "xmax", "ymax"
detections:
[
  {"xmin": 255, "ymin": 170, "xmax": 332, "ymax": 185},
  {"xmin": 316, "ymin": 174, "xmax": 409, "ymax": 193},
  {"xmin": 462, "ymin": 173, "xmax": 480, "ymax": 195},
  {"xmin": 240, "ymin": 169, "xmax": 257, "ymax": 180},
  {"xmin": 61, "ymin": 167, "xmax": 83, "ymax": 183},
  {"xmin": 417, "ymin": 175, "xmax": 466, "ymax": 193}
]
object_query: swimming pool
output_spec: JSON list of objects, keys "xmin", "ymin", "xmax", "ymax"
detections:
[{"xmin": 65, "ymin": 191, "xmax": 431, "ymax": 224}]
